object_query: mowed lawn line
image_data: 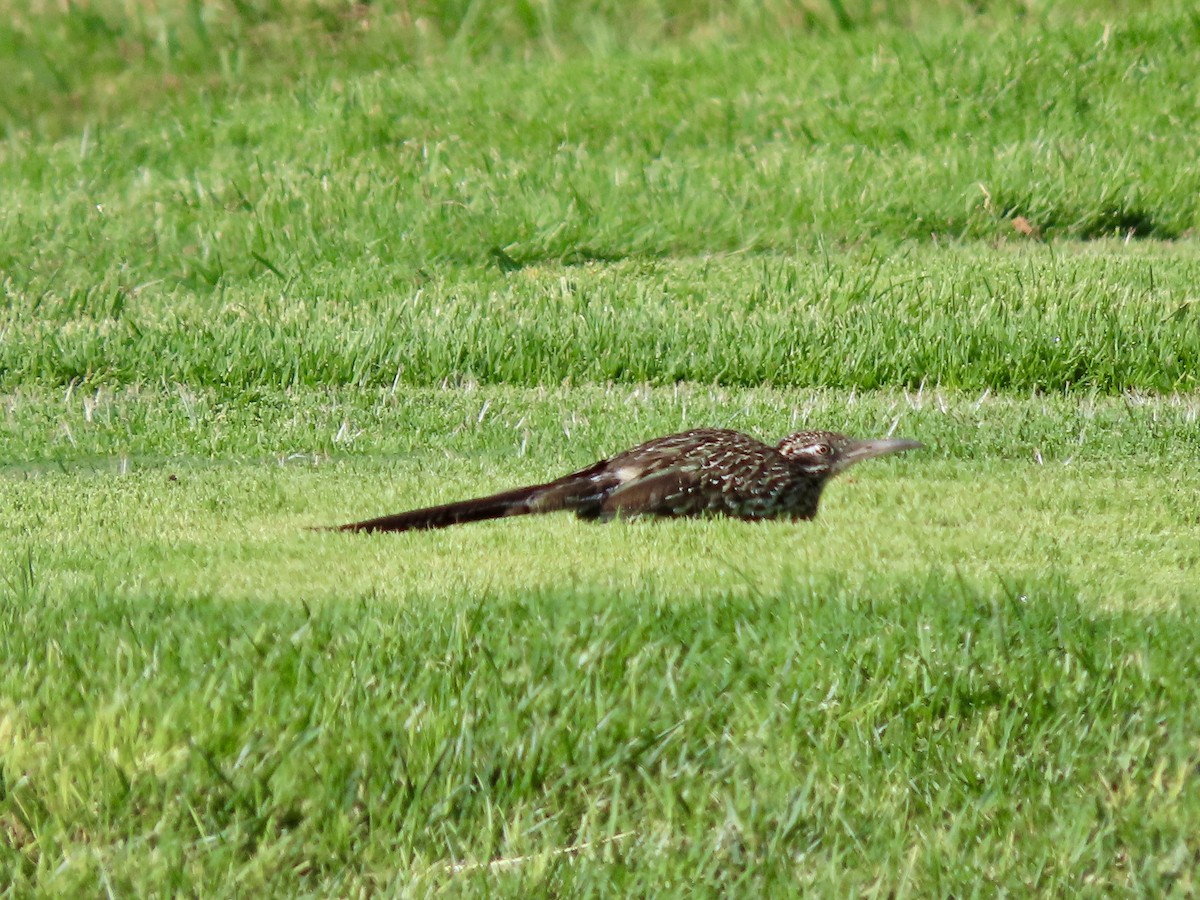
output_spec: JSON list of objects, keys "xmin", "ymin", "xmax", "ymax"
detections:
[
  {"xmin": 3, "ymin": 245, "xmax": 1200, "ymax": 393},
  {"xmin": 3, "ymin": 382, "xmax": 1198, "ymax": 466},
  {"xmin": 4, "ymin": 382, "xmax": 1196, "ymax": 606},
  {"xmin": 2, "ymin": 525, "xmax": 1199, "ymax": 892},
  {"xmin": 3, "ymin": 450, "xmax": 1197, "ymax": 610}
]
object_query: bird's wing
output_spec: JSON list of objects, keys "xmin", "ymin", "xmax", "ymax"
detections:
[
  {"xmin": 584, "ymin": 428, "xmax": 775, "ymax": 520},
  {"xmin": 593, "ymin": 464, "xmax": 711, "ymax": 519},
  {"xmin": 543, "ymin": 428, "xmax": 778, "ymax": 520},
  {"xmin": 523, "ymin": 459, "xmax": 622, "ymax": 515}
]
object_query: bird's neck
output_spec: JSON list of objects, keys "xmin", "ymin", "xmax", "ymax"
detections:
[{"xmin": 782, "ymin": 473, "xmax": 825, "ymax": 520}]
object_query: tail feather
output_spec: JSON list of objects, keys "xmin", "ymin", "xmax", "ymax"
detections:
[
  {"xmin": 328, "ymin": 458, "xmax": 619, "ymax": 534},
  {"xmin": 334, "ymin": 484, "xmax": 546, "ymax": 533},
  {"xmin": 333, "ymin": 468, "xmax": 614, "ymax": 532}
]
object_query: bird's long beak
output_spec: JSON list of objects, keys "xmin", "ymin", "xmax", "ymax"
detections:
[{"xmin": 834, "ymin": 438, "xmax": 924, "ymax": 474}]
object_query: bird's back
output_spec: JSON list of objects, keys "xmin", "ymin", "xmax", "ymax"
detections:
[{"xmin": 566, "ymin": 428, "xmax": 813, "ymax": 520}]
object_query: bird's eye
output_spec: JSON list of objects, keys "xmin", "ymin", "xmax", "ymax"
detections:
[{"xmin": 811, "ymin": 443, "xmax": 832, "ymax": 456}]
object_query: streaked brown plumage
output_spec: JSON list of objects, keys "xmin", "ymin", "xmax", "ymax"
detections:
[{"xmin": 330, "ymin": 428, "xmax": 923, "ymax": 534}]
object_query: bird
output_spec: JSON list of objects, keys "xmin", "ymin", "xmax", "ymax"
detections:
[{"xmin": 329, "ymin": 428, "xmax": 923, "ymax": 533}]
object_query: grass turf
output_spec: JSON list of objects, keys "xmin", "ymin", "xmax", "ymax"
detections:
[
  {"xmin": 4, "ymin": 386, "xmax": 1199, "ymax": 891},
  {"xmin": 3, "ymin": 246, "xmax": 1199, "ymax": 392},
  {"xmin": 4, "ymin": 544, "xmax": 1199, "ymax": 893},
  {"xmin": 3, "ymin": 0, "xmax": 1200, "ymax": 893}
]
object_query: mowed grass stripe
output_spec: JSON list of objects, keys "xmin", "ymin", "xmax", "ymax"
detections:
[
  {"xmin": 3, "ymin": 385, "xmax": 1198, "ymax": 610},
  {"xmin": 3, "ymin": 383, "xmax": 1198, "ymax": 466},
  {"xmin": 3, "ymin": 569, "xmax": 1198, "ymax": 892},
  {"xmin": 3, "ymin": 247, "xmax": 1199, "ymax": 392},
  {"xmin": 4, "ymin": 456, "xmax": 1197, "ymax": 610}
]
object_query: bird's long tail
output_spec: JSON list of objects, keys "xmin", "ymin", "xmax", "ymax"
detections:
[
  {"xmin": 333, "ymin": 484, "xmax": 550, "ymax": 532},
  {"xmin": 331, "ymin": 461, "xmax": 614, "ymax": 533}
]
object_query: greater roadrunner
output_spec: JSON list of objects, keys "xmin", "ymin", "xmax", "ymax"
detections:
[{"xmin": 331, "ymin": 428, "xmax": 922, "ymax": 533}]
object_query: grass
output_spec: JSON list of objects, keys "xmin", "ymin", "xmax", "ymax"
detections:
[
  {"xmin": 1, "ymin": 0, "xmax": 1169, "ymax": 138},
  {"xmin": 3, "ymin": 386, "xmax": 1199, "ymax": 891},
  {"xmin": 4, "ymin": 4, "xmax": 1200, "ymax": 300},
  {"xmin": 4, "ymin": 549, "xmax": 1200, "ymax": 892},
  {"xmin": 3, "ymin": 247, "xmax": 1200, "ymax": 392},
  {"xmin": 3, "ymin": 0, "xmax": 1200, "ymax": 894},
  {"xmin": 3, "ymin": 386, "xmax": 1199, "ymax": 607}
]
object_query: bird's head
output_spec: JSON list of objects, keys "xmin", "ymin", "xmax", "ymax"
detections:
[{"xmin": 776, "ymin": 430, "xmax": 924, "ymax": 480}]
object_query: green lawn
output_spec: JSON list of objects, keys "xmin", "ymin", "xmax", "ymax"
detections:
[{"xmin": 3, "ymin": 0, "xmax": 1200, "ymax": 894}]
